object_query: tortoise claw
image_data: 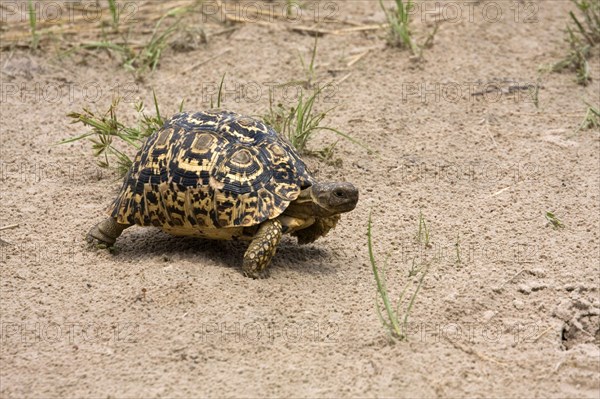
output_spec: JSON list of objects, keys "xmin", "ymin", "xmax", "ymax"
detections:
[
  {"xmin": 86, "ymin": 231, "xmax": 114, "ymax": 248},
  {"xmin": 242, "ymin": 268, "xmax": 271, "ymax": 279}
]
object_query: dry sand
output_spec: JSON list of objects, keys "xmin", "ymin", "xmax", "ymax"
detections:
[{"xmin": 1, "ymin": 1, "xmax": 599, "ymax": 397}]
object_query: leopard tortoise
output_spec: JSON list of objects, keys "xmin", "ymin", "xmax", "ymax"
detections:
[{"xmin": 87, "ymin": 110, "xmax": 358, "ymax": 278}]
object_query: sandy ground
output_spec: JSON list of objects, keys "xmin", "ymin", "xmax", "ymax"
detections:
[{"xmin": 1, "ymin": 0, "xmax": 599, "ymax": 397}]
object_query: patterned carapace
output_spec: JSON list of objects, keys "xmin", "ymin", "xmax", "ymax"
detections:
[{"xmin": 109, "ymin": 110, "xmax": 314, "ymax": 230}]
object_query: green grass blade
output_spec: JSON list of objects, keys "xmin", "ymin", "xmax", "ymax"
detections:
[
  {"xmin": 570, "ymin": 11, "xmax": 595, "ymax": 45},
  {"xmin": 217, "ymin": 73, "xmax": 226, "ymax": 108},
  {"xmin": 368, "ymin": 212, "xmax": 403, "ymax": 338},
  {"xmin": 402, "ymin": 267, "xmax": 427, "ymax": 336},
  {"xmin": 57, "ymin": 131, "xmax": 94, "ymax": 144},
  {"xmin": 318, "ymin": 127, "xmax": 372, "ymax": 152},
  {"xmin": 308, "ymin": 36, "xmax": 318, "ymax": 83},
  {"xmin": 152, "ymin": 89, "xmax": 162, "ymax": 123},
  {"xmin": 27, "ymin": 0, "xmax": 39, "ymax": 49},
  {"xmin": 108, "ymin": 0, "xmax": 119, "ymax": 29},
  {"xmin": 394, "ymin": 279, "xmax": 411, "ymax": 317},
  {"xmin": 375, "ymin": 291, "xmax": 393, "ymax": 331},
  {"xmin": 80, "ymin": 41, "xmax": 130, "ymax": 53}
]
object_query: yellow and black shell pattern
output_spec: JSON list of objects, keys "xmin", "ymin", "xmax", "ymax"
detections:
[{"xmin": 109, "ymin": 110, "xmax": 314, "ymax": 230}]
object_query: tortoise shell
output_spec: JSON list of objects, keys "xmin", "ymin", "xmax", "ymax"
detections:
[{"xmin": 109, "ymin": 110, "xmax": 314, "ymax": 230}]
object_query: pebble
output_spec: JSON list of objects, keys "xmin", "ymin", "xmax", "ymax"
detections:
[
  {"xmin": 518, "ymin": 282, "xmax": 547, "ymax": 294},
  {"xmin": 528, "ymin": 268, "xmax": 547, "ymax": 278},
  {"xmin": 482, "ymin": 310, "xmax": 496, "ymax": 322}
]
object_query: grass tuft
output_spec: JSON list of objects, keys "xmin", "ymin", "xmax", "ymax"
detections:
[
  {"xmin": 62, "ymin": 91, "xmax": 181, "ymax": 177},
  {"xmin": 108, "ymin": 0, "xmax": 120, "ymax": 31},
  {"xmin": 552, "ymin": 27, "xmax": 592, "ymax": 85},
  {"xmin": 262, "ymin": 29, "xmax": 368, "ymax": 158},
  {"xmin": 263, "ymin": 85, "xmax": 366, "ymax": 155},
  {"xmin": 210, "ymin": 73, "xmax": 226, "ymax": 109},
  {"xmin": 545, "ymin": 211, "xmax": 565, "ymax": 229},
  {"xmin": 298, "ymin": 36, "xmax": 319, "ymax": 88},
  {"xmin": 570, "ymin": 0, "xmax": 600, "ymax": 44},
  {"xmin": 415, "ymin": 210, "xmax": 431, "ymax": 248},
  {"xmin": 125, "ymin": 13, "xmax": 180, "ymax": 73},
  {"xmin": 553, "ymin": 0, "xmax": 599, "ymax": 85},
  {"xmin": 379, "ymin": 0, "xmax": 417, "ymax": 53},
  {"xmin": 74, "ymin": 8, "xmax": 185, "ymax": 76},
  {"xmin": 379, "ymin": 0, "xmax": 441, "ymax": 58},
  {"xmin": 285, "ymin": 0, "xmax": 300, "ymax": 17},
  {"xmin": 368, "ymin": 212, "xmax": 427, "ymax": 341},
  {"xmin": 578, "ymin": 102, "xmax": 600, "ymax": 130}
]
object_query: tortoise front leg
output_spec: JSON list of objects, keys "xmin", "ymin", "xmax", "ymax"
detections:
[
  {"xmin": 87, "ymin": 217, "xmax": 130, "ymax": 247},
  {"xmin": 243, "ymin": 218, "xmax": 282, "ymax": 279}
]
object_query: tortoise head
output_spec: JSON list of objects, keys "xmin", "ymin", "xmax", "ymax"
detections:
[{"xmin": 286, "ymin": 182, "xmax": 359, "ymax": 219}]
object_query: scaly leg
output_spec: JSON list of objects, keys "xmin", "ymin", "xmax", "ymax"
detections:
[
  {"xmin": 243, "ymin": 218, "xmax": 282, "ymax": 279},
  {"xmin": 87, "ymin": 217, "xmax": 130, "ymax": 247}
]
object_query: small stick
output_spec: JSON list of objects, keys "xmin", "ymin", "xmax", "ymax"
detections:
[
  {"xmin": 224, "ymin": 14, "xmax": 273, "ymax": 27},
  {"xmin": 324, "ymin": 19, "xmax": 366, "ymax": 27},
  {"xmin": 533, "ymin": 326, "xmax": 555, "ymax": 343},
  {"xmin": 333, "ymin": 72, "xmax": 352, "ymax": 86},
  {"xmin": 2, "ymin": 49, "xmax": 14, "ymax": 69},
  {"xmin": 289, "ymin": 26, "xmax": 329, "ymax": 36},
  {"xmin": 180, "ymin": 48, "xmax": 232, "ymax": 75},
  {"xmin": 499, "ymin": 268, "xmax": 524, "ymax": 289},
  {"xmin": 347, "ymin": 50, "xmax": 369, "ymax": 67},
  {"xmin": 490, "ymin": 180, "xmax": 525, "ymax": 198},
  {"xmin": 490, "ymin": 186, "xmax": 511, "ymax": 197},
  {"xmin": 444, "ymin": 335, "xmax": 507, "ymax": 366},
  {"xmin": 289, "ymin": 24, "xmax": 383, "ymax": 36},
  {"xmin": 0, "ymin": 224, "xmax": 19, "ymax": 231},
  {"xmin": 333, "ymin": 25, "xmax": 384, "ymax": 34},
  {"xmin": 484, "ymin": 119, "xmax": 498, "ymax": 148},
  {"xmin": 553, "ymin": 360, "xmax": 564, "ymax": 373},
  {"xmin": 211, "ymin": 27, "xmax": 238, "ymax": 37}
]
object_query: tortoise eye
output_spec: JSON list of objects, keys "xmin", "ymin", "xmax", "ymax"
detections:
[{"xmin": 333, "ymin": 190, "xmax": 346, "ymax": 198}]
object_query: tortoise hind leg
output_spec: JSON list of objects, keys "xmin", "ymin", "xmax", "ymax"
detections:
[
  {"xmin": 87, "ymin": 217, "xmax": 130, "ymax": 247},
  {"xmin": 243, "ymin": 219, "xmax": 282, "ymax": 279}
]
